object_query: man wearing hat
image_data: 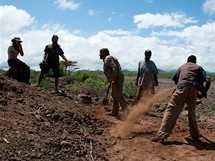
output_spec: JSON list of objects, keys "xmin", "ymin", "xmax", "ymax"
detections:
[{"xmin": 7, "ymin": 37, "xmax": 30, "ymax": 84}]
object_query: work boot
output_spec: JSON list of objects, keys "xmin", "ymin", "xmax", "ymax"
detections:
[
  {"xmin": 106, "ymin": 111, "xmax": 118, "ymax": 117},
  {"xmin": 151, "ymin": 136, "xmax": 165, "ymax": 143},
  {"xmin": 184, "ymin": 134, "xmax": 202, "ymax": 141}
]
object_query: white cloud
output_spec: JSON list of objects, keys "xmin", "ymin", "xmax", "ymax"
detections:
[
  {"xmin": 0, "ymin": 5, "xmax": 34, "ymax": 36},
  {"xmin": 152, "ymin": 22, "xmax": 215, "ymax": 48},
  {"xmin": 0, "ymin": 5, "xmax": 214, "ymax": 73},
  {"xmin": 108, "ymin": 17, "xmax": 112, "ymax": 22},
  {"xmin": 1, "ymin": 26, "xmax": 214, "ymax": 72},
  {"xmin": 134, "ymin": 12, "xmax": 198, "ymax": 29},
  {"xmin": 101, "ymin": 30, "xmax": 132, "ymax": 36},
  {"xmin": 203, "ymin": 0, "xmax": 215, "ymax": 16},
  {"xmin": 88, "ymin": 9, "xmax": 98, "ymax": 16},
  {"xmin": 72, "ymin": 29, "xmax": 82, "ymax": 35},
  {"xmin": 55, "ymin": 0, "xmax": 81, "ymax": 10},
  {"xmin": 151, "ymin": 22, "xmax": 215, "ymax": 71}
]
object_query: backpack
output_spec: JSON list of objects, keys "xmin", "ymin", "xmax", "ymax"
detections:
[{"xmin": 39, "ymin": 61, "xmax": 49, "ymax": 74}]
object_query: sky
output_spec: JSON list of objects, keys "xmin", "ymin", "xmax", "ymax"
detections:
[{"xmin": 0, "ymin": 0, "xmax": 215, "ymax": 72}]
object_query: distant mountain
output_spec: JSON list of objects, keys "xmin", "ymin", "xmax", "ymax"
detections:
[
  {"xmin": 159, "ymin": 69, "xmax": 176, "ymax": 73},
  {"xmin": 122, "ymin": 69, "xmax": 131, "ymax": 72},
  {"xmin": 122, "ymin": 68, "xmax": 166, "ymax": 73},
  {"xmin": 158, "ymin": 69, "xmax": 165, "ymax": 73},
  {"xmin": 0, "ymin": 69, "xmax": 6, "ymax": 73}
]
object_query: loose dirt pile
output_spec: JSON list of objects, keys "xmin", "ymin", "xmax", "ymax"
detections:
[
  {"xmin": 0, "ymin": 75, "xmax": 215, "ymax": 161},
  {"xmin": 0, "ymin": 75, "xmax": 111, "ymax": 160}
]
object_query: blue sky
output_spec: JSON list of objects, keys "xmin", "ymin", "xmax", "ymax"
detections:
[{"xmin": 0, "ymin": 0, "xmax": 215, "ymax": 72}]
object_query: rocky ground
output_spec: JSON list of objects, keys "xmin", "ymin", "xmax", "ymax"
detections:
[{"xmin": 0, "ymin": 75, "xmax": 214, "ymax": 161}]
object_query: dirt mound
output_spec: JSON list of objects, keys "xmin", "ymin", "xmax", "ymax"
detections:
[
  {"xmin": 0, "ymin": 75, "xmax": 110, "ymax": 160},
  {"xmin": 0, "ymin": 75, "xmax": 215, "ymax": 161}
]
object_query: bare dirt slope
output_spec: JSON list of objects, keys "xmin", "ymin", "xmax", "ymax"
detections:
[
  {"xmin": 0, "ymin": 75, "xmax": 215, "ymax": 161},
  {"xmin": 98, "ymin": 78, "xmax": 215, "ymax": 161},
  {"xmin": 0, "ymin": 75, "xmax": 110, "ymax": 161}
]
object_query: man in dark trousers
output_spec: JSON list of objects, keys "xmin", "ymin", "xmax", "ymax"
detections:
[
  {"xmin": 99, "ymin": 48, "xmax": 128, "ymax": 117},
  {"xmin": 37, "ymin": 35, "xmax": 71, "ymax": 92},
  {"xmin": 151, "ymin": 55, "xmax": 210, "ymax": 143},
  {"xmin": 7, "ymin": 37, "xmax": 30, "ymax": 84}
]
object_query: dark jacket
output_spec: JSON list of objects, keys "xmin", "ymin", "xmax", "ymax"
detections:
[{"xmin": 172, "ymin": 62, "xmax": 209, "ymax": 97}]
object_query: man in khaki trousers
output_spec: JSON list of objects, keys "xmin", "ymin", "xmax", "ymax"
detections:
[
  {"xmin": 151, "ymin": 55, "xmax": 210, "ymax": 143},
  {"xmin": 99, "ymin": 48, "xmax": 128, "ymax": 117}
]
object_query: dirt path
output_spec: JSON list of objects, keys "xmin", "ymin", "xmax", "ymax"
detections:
[
  {"xmin": 103, "ymin": 115, "xmax": 215, "ymax": 161},
  {"xmin": 93, "ymin": 78, "xmax": 215, "ymax": 161}
]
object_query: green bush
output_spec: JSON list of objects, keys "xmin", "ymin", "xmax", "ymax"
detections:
[
  {"xmin": 208, "ymin": 73, "xmax": 215, "ymax": 81},
  {"xmin": 29, "ymin": 70, "xmax": 38, "ymax": 84},
  {"xmin": 65, "ymin": 70, "xmax": 138, "ymax": 98},
  {"xmin": 28, "ymin": 68, "xmax": 215, "ymax": 99},
  {"xmin": 39, "ymin": 78, "xmax": 52, "ymax": 89},
  {"xmin": 158, "ymin": 72, "xmax": 174, "ymax": 78},
  {"xmin": 65, "ymin": 70, "xmax": 107, "ymax": 93},
  {"xmin": 123, "ymin": 71, "xmax": 137, "ymax": 77},
  {"xmin": 123, "ymin": 82, "xmax": 137, "ymax": 99}
]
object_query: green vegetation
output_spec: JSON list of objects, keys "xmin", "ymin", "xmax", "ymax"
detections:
[
  {"xmin": 65, "ymin": 70, "xmax": 107, "ymax": 93},
  {"xmin": 158, "ymin": 72, "xmax": 215, "ymax": 80},
  {"xmin": 208, "ymin": 73, "xmax": 215, "ymax": 81},
  {"xmin": 30, "ymin": 70, "xmax": 38, "ymax": 84},
  {"xmin": 123, "ymin": 71, "xmax": 175, "ymax": 79},
  {"xmin": 64, "ymin": 70, "xmax": 138, "ymax": 98},
  {"xmin": 0, "ymin": 69, "xmax": 5, "ymax": 74},
  {"xmin": 1, "ymin": 62, "xmax": 214, "ymax": 99},
  {"xmin": 158, "ymin": 72, "xmax": 174, "ymax": 79},
  {"xmin": 123, "ymin": 82, "xmax": 137, "ymax": 99},
  {"xmin": 123, "ymin": 71, "xmax": 137, "ymax": 77}
]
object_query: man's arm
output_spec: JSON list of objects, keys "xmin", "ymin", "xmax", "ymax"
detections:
[
  {"xmin": 172, "ymin": 74, "xmax": 178, "ymax": 85},
  {"xmin": 197, "ymin": 68, "xmax": 211, "ymax": 98},
  {"xmin": 202, "ymin": 69, "xmax": 211, "ymax": 98},
  {"xmin": 19, "ymin": 44, "xmax": 24, "ymax": 56},
  {"xmin": 152, "ymin": 62, "xmax": 159, "ymax": 86},
  {"xmin": 61, "ymin": 55, "xmax": 72, "ymax": 64},
  {"xmin": 136, "ymin": 62, "xmax": 140, "ymax": 86},
  {"xmin": 154, "ymin": 74, "xmax": 158, "ymax": 86}
]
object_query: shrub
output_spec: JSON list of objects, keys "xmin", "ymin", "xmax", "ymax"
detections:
[
  {"xmin": 123, "ymin": 82, "xmax": 137, "ymax": 99},
  {"xmin": 65, "ymin": 70, "xmax": 107, "ymax": 94}
]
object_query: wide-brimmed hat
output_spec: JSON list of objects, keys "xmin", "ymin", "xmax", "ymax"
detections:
[{"xmin": 11, "ymin": 37, "xmax": 22, "ymax": 42}]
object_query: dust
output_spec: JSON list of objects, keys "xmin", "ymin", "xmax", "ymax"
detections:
[{"xmin": 113, "ymin": 87, "xmax": 175, "ymax": 137}]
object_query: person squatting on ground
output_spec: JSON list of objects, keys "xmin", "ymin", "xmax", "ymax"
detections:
[
  {"xmin": 135, "ymin": 50, "xmax": 159, "ymax": 101},
  {"xmin": 37, "ymin": 35, "xmax": 72, "ymax": 92},
  {"xmin": 151, "ymin": 55, "xmax": 211, "ymax": 143},
  {"xmin": 7, "ymin": 37, "xmax": 30, "ymax": 84},
  {"xmin": 99, "ymin": 48, "xmax": 128, "ymax": 117}
]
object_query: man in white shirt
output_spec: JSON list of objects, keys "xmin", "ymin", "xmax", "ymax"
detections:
[{"xmin": 136, "ymin": 50, "xmax": 159, "ymax": 101}]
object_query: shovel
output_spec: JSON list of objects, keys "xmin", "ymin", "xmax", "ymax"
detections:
[{"xmin": 102, "ymin": 84, "xmax": 111, "ymax": 105}]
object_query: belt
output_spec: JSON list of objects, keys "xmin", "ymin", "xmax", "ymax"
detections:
[{"xmin": 177, "ymin": 82, "xmax": 193, "ymax": 90}]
